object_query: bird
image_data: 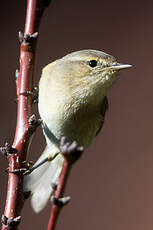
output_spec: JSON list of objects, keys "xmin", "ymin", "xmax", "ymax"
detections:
[{"xmin": 24, "ymin": 49, "xmax": 131, "ymax": 213}]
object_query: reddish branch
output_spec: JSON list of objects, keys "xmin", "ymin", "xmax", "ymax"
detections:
[
  {"xmin": 1, "ymin": 1, "xmax": 51, "ymax": 229},
  {"xmin": 1, "ymin": 2, "xmax": 83, "ymax": 230},
  {"xmin": 47, "ymin": 138, "xmax": 83, "ymax": 230},
  {"xmin": 47, "ymin": 161, "xmax": 71, "ymax": 230}
]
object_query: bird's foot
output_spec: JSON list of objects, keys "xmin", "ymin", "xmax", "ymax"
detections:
[
  {"xmin": 6, "ymin": 161, "xmax": 33, "ymax": 174},
  {"xmin": 23, "ymin": 152, "xmax": 59, "ymax": 175}
]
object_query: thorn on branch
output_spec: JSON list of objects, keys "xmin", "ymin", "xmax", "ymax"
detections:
[
  {"xmin": 0, "ymin": 143, "xmax": 18, "ymax": 156},
  {"xmin": 1, "ymin": 215, "xmax": 21, "ymax": 227},
  {"xmin": 60, "ymin": 137, "xmax": 84, "ymax": 164},
  {"xmin": 51, "ymin": 182, "xmax": 58, "ymax": 191},
  {"xmin": 18, "ymin": 31, "xmax": 24, "ymax": 43},
  {"xmin": 28, "ymin": 114, "xmax": 41, "ymax": 126},
  {"xmin": 28, "ymin": 114, "xmax": 42, "ymax": 133},
  {"xmin": 1, "ymin": 215, "xmax": 7, "ymax": 225},
  {"xmin": 15, "ymin": 69, "xmax": 20, "ymax": 79},
  {"xmin": 51, "ymin": 196, "xmax": 71, "ymax": 207},
  {"xmin": 18, "ymin": 31, "xmax": 38, "ymax": 45}
]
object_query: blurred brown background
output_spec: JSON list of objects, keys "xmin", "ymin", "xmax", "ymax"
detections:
[{"xmin": 0, "ymin": 0, "xmax": 153, "ymax": 229}]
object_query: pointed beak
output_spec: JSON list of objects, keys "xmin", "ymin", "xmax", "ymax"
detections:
[{"xmin": 110, "ymin": 63, "xmax": 132, "ymax": 70}]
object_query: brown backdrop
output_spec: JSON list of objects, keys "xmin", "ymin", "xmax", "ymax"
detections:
[{"xmin": 0, "ymin": 0, "xmax": 153, "ymax": 229}]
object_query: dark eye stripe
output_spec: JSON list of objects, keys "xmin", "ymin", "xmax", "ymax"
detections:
[{"xmin": 88, "ymin": 60, "xmax": 97, "ymax": 68}]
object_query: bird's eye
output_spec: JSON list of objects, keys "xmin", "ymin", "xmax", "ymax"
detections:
[{"xmin": 88, "ymin": 60, "xmax": 97, "ymax": 68}]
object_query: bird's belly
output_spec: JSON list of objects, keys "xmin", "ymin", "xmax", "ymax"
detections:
[
  {"xmin": 63, "ymin": 115, "xmax": 101, "ymax": 147},
  {"xmin": 43, "ymin": 110, "xmax": 101, "ymax": 149}
]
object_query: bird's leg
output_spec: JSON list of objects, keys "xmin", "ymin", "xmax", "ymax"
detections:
[
  {"xmin": 23, "ymin": 152, "xmax": 59, "ymax": 175},
  {"xmin": 6, "ymin": 152, "xmax": 59, "ymax": 175}
]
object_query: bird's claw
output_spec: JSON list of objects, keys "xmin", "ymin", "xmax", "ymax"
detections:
[
  {"xmin": 6, "ymin": 160, "xmax": 33, "ymax": 175},
  {"xmin": 0, "ymin": 143, "xmax": 17, "ymax": 156},
  {"xmin": 7, "ymin": 168, "xmax": 27, "ymax": 174},
  {"xmin": 51, "ymin": 196, "xmax": 71, "ymax": 207}
]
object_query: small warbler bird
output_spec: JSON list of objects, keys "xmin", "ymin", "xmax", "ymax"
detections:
[{"xmin": 24, "ymin": 49, "xmax": 131, "ymax": 213}]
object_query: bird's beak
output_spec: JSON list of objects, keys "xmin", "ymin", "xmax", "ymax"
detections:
[{"xmin": 110, "ymin": 63, "xmax": 132, "ymax": 70}]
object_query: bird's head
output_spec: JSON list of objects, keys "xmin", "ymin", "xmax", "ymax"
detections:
[{"xmin": 41, "ymin": 49, "xmax": 131, "ymax": 107}]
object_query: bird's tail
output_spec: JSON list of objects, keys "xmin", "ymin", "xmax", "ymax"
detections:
[{"xmin": 24, "ymin": 145, "xmax": 64, "ymax": 213}]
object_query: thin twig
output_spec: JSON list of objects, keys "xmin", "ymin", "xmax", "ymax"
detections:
[
  {"xmin": 1, "ymin": 1, "xmax": 51, "ymax": 229},
  {"xmin": 47, "ymin": 161, "xmax": 71, "ymax": 230},
  {"xmin": 47, "ymin": 137, "xmax": 84, "ymax": 230}
]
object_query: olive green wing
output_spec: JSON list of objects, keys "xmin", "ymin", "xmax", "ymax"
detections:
[{"xmin": 96, "ymin": 96, "xmax": 109, "ymax": 136}]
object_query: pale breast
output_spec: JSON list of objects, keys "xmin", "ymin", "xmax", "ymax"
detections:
[
  {"xmin": 39, "ymin": 69, "xmax": 104, "ymax": 148},
  {"xmin": 41, "ymin": 100, "xmax": 102, "ymax": 149}
]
